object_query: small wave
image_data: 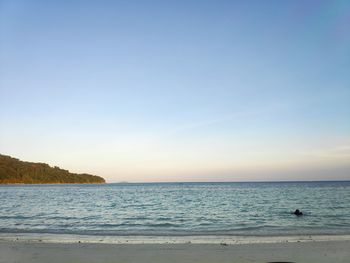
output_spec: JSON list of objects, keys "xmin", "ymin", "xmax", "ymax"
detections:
[
  {"xmin": 156, "ymin": 217, "xmax": 172, "ymax": 221},
  {"xmin": 124, "ymin": 217, "xmax": 149, "ymax": 220},
  {"xmin": 88, "ymin": 222, "xmax": 181, "ymax": 228},
  {"xmin": 0, "ymin": 215, "xmax": 32, "ymax": 220},
  {"xmin": 147, "ymin": 223, "xmax": 180, "ymax": 228}
]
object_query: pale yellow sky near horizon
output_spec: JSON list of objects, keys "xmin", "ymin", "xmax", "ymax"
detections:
[{"xmin": 2, "ymin": 132, "xmax": 349, "ymax": 183}]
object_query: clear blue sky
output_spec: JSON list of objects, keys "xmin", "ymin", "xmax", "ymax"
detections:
[{"xmin": 1, "ymin": 0, "xmax": 349, "ymax": 182}]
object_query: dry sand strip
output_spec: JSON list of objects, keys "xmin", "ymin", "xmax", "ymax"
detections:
[{"xmin": 1, "ymin": 240, "xmax": 350, "ymax": 263}]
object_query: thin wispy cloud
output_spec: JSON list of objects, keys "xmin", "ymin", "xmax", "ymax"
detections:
[
  {"xmin": 165, "ymin": 104, "xmax": 286, "ymax": 136},
  {"xmin": 301, "ymin": 143, "xmax": 350, "ymax": 159}
]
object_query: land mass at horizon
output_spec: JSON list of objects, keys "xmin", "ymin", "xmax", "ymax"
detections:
[{"xmin": 0, "ymin": 154, "xmax": 105, "ymax": 184}]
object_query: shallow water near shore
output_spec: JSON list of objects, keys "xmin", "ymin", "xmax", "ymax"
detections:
[{"xmin": 0, "ymin": 181, "xmax": 350, "ymax": 236}]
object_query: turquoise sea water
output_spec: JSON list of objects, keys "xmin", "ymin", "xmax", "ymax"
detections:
[{"xmin": 0, "ymin": 182, "xmax": 350, "ymax": 236}]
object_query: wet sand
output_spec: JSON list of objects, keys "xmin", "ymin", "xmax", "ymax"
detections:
[{"xmin": 1, "ymin": 239, "xmax": 349, "ymax": 263}]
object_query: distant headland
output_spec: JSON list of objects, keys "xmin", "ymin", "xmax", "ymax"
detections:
[{"xmin": 0, "ymin": 154, "xmax": 105, "ymax": 184}]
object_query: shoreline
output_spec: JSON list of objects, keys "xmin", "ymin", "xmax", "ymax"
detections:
[
  {"xmin": 2, "ymin": 232, "xmax": 350, "ymax": 244},
  {"xmin": 1, "ymin": 239, "xmax": 349, "ymax": 263}
]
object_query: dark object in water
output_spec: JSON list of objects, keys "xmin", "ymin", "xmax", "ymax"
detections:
[{"xmin": 293, "ymin": 209, "xmax": 303, "ymax": 216}]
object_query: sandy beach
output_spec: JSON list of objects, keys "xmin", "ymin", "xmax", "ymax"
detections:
[{"xmin": 1, "ymin": 235, "xmax": 350, "ymax": 263}]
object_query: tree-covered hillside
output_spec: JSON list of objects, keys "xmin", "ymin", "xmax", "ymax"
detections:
[{"xmin": 0, "ymin": 154, "xmax": 105, "ymax": 184}]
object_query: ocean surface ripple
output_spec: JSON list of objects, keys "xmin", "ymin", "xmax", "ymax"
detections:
[{"xmin": 0, "ymin": 181, "xmax": 350, "ymax": 236}]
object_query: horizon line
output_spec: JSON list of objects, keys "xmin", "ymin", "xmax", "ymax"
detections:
[{"xmin": 107, "ymin": 180, "xmax": 350, "ymax": 184}]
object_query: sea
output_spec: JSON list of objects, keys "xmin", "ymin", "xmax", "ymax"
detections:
[{"xmin": 0, "ymin": 181, "xmax": 350, "ymax": 237}]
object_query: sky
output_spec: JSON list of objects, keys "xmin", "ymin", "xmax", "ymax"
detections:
[{"xmin": 0, "ymin": 0, "xmax": 349, "ymax": 182}]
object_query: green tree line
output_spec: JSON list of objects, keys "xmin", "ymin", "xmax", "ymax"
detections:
[{"xmin": 0, "ymin": 154, "xmax": 105, "ymax": 184}]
